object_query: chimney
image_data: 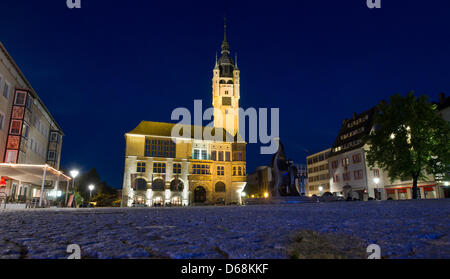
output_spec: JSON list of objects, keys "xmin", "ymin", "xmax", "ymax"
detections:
[{"xmin": 439, "ymin": 92, "xmax": 446, "ymax": 104}]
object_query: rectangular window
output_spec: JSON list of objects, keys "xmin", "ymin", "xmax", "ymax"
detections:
[
  {"xmin": 217, "ymin": 166, "xmax": 224, "ymax": 176},
  {"xmin": 144, "ymin": 138, "xmax": 176, "ymax": 158},
  {"xmin": 343, "ymin": 172, "xmax": 351, "ymax": 181},
  {"xmin": 14, "ymin": 91, "xmax": 26, "ymax": 105},
  {"xmin": 218, "ymin": 151, "xmax": 224, "ymax": 161},
  {"xmin": 201, "ymin": 150, "xmax": 208, "ymax": 160},
  {"xmin": 193, "ymin": 149, "xmax": 200, "ymax": 160},
  {"xmin": 238, "ymin": 166, "xmax": 242, "ymax": 176},
  {"xmin": 373, "ymin": 169, "xmax": 380, "ymax": 178},
  {"xmin": 50, "ymin": 132, "xmax": 59, "ymax": 142},
  {"xmin": 153, "ymin": 162, "xmax": 166, "ymax": 173},
  {"xmin": 331, "ymin": 160, "xmax": 338, "ymax": 169},
  {"xmin": 352, "ymin": 154, "xmax": 362, "ymax": 163},
  {"xmin": 23, "ymin": 124, "xmax": 30, "ymax": 138},
  {"xmin": 354, "ymin": 170, "xmax": 363, "ymax": 180},
  {"xmin": 192, "ymin": 164, "xmax": 210, "ymax": 174},
  {"xmin": 341, "ymin": 157, "xmax": 349, "ymax": 167},
  {"xmin": 5, "ymin": 150, "xmax": 18, "ymax": 163},
  {"xmin": 137, "ymin": 162, "xmax": 146, "ymax": 173},
  {"xmin": 211, "ymin": 151, "xmax": 217, "ymax": 161},
  {"xmin": 225, "ymin": 151, "xmax": 231, "ymax": 161},
  {"xmin": 237, "ymin": 152, "xmax": 242, "ymax": 161},
  {"xmin": 47, "ymin": 151, "xmax": 56, "ymax": 161},
  {"xmin": 333, "ymin": 175, "xmax": 340, "ymax": 183},
  {"xmin": 0, "ymin": 113, "xmax": 4, "ymax": 130},
  {"xmin": 173, "ymin": 163, "xmax": 181, "ymax": 174},
  {"xmin": 10, "ymin": 120, "xmax": 22, "ymax": 135},
  {"xmin": 3, "ymin": 83, "xmax": 9, "ymax": 99},
  {"xmin": 233, "ymin": 166, "xmax": 236, "ymax": 176}
]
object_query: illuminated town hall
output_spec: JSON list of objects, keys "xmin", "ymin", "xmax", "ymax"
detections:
[{"xmin": 121, "ymin": 25, "xmax": 247, "ymax": 207}]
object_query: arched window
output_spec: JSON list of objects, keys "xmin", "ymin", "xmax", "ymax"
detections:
[
  {"xmin": 170, "ymin": 179, "xmax": 184, "ymax": 191},
  {"xmin": 227, "ymin": 80, "xmax": 233, "ymax": 84},
  {"xmin": 152, "ymin": 179, "xmax": 165, "ymax": 191},
  {"xmin": 219, "ymin": 80, "xmax": 226, "ymax": 84},
  {"xmin": 215, "ymin": 182, "xmax": 226, "ymax": 193},
  {"xmin": 135, "ymin": 178, "xmax": 147, "ymax": 191}
]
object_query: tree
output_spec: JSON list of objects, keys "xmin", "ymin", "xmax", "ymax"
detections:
[
  {"xmin": 364, "ymin": 92, "xmax": 450, "ymax": 199},
  {"xmin": 74, "ymin": 168, "xmax": 119, "ymax": 207}
]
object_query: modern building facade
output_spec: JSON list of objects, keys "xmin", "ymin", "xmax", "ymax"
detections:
[
  {"xmin": 306, "ymin": 148, "xmax": 331, "ymax": 196},
  {"xmin": 0, "ymin": 42, "xmax": 66, "ymax": 204},
  {"xmin": 122, "ymin": 25, "xmax": 247, "ymax": 207}
]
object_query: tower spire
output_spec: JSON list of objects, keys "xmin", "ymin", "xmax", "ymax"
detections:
[
  {"xmin": 224, "ymin": 17, "xmax": 227, "ymax": 41},
  {"xmin": 221, "ymin": 17, "xmax": 230, "ymax": 55}
]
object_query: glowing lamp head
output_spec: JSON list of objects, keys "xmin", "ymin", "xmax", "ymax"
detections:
[
  {"xmin": 241, "ymin": 191, "xmax": 246, "ymax": 197},
  {"xmin": 70, "ymin": 170, "xmax": 79, "ymax": 178},
  {"xmin": 373, "ymin": 178, "xmax": 380, "ymax": 184},
  {"xmin": 445, "ymin": 181, "xmax": 449, "ymax": 187},
  {"xmin": 318, "ymin": 186, "xmax": 323, "ymax": 192},
  {"xmin": 264, "ymin": 192, "xmax": 269, "ymax": 198},
  {"xmin": 88, "ymin": 184, "xmax": 94, "ymax": 191}
]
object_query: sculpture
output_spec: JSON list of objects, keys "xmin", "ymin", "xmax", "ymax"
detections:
[{"xmin": 270, "ymin": 140, "xmax": 305, "ymax": 197}]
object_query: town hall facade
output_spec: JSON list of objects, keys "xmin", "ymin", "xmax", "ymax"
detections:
[{"xmin": 121, "ymin": 24, "xmax": 247, "ymax": 207}]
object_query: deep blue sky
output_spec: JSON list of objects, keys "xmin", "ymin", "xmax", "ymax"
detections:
[{"xmin": 1, "ymin": 0, "xmax": 449, "ymax": 187}]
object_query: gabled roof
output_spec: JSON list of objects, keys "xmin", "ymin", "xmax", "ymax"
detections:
[
  {"xmin": 127, "ymin": 121, "xmax": 245, "ymax": 143},
  {"xmin": 330, "ymin": 107, "xmax": 375, "ymax": 156}
]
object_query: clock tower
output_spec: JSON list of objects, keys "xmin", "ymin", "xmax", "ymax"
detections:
[{"xmin": 212, "ymin": 21, "xmax": 240, "ymax": 137}]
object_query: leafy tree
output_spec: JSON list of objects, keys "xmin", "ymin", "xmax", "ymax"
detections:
[
  {"xmin": 74, "ymin": 168, "xmax": 119, "ymax": 206},
  {"xmin": 364, "ymin": 92, "xmax": 450, "ymax": 199}
]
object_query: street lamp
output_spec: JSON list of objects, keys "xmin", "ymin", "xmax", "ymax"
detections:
[
  {"xmin": 444, "ymin": 181, "xmax": 449, "ymax": 187},
  {"xmin": 318, "ymin": 186, "xmax": 323, "ymax": 196},
  {"xmin": 66, "ymin": 170, "xmax": 79, "ymax": 207},
  {"xmin": 373, "ymin": 177, "xmax": 380, "ymax": 185},
  {"xmin": 88, "ymin": 184, "xmax": 95, "ymax": 207}
]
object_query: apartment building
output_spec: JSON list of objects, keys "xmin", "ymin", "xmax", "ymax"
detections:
[{"xmin": 306, "ymin": 148, "xmax": 331, "ymax": 196}]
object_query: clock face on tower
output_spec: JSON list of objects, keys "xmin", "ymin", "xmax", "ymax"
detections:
[{"xmin": 222, "ymin": 97, "xmax": 232, "ymax": 106}]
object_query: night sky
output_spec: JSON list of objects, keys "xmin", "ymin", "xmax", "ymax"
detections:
[{"xmin": 1, "ymin": 0, "xmax": 449, "ymax": 188}]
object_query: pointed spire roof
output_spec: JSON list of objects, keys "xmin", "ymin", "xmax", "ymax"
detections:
[{"xmin": 221, "ymin": 17, "xmax": 230, "ymax": 55}]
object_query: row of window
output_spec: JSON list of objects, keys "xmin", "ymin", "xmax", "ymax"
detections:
[
  {"xmin": 331, "ymin": 154, "xmax": 362, "ymax": 169},
  {"xmin": 136, "ymin": 162, "xmax": 246, "ymax": 176},
  {"xmin": 347, "ymin": 114, "xmax": 369, "ymax": 128},
  {"xmin": 144, "ymin": 139, "xmax": 176, "ymax": 158},
  {"xmin": 307, "ymin": 152, "xmax": 330, "ymax": 165},
  {"xmin": 332, "ymin": 169, "xmax": 378, "ymax": 183},
  {"xmin": 340, "ymin": 126, "xmax": 365, "ymax": 141},
  {"xmin": 309, "ymin": 173, "xmax": 329, "ymax": 182},
  {"xmin": 333, "ymin": 139, "xmax": 363, "ymax": 153},
  {"xmin": 308, "ymin": 163, "xmax": 329, "ymax": 174}
]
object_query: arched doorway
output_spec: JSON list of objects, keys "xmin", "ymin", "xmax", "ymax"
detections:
[{"xmin": 194, "ymin": 186, "xmax": 206, "ymax": 203}]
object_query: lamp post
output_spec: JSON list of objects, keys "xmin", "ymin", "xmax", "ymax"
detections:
[
  {"xmin": 373, "ymin": 177, "xmax": 380, "ymax": 199},
  {"xmin": 67, "ymin": 170, "xmax": 79, "ymax": 207},
  {"xmin": 88, "ymin": 184, "xmax": 94, "ymax": 207}
]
